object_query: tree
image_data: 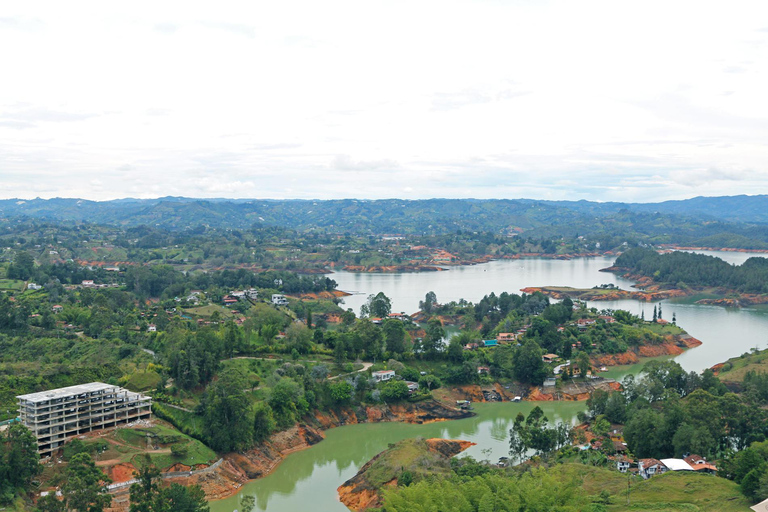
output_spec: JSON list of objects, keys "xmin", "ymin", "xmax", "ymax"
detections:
[
  {"xmin": 361, "ymin": 292, "xmax": 392, "ymax": 318},
  {"xmin": 129, "ymin": 460, "xmax": 161, "ymax": 512},
  {"xmin": 62, "ymin": 452, "xmax": 113, "ymax": 512},
  {"xmin": 652, "ymin": 305, "xmax": 657, "ymax": 323},
  {"xmin": 447, "ymin": 338, "xmax": 464, "ymax": 364},
  {"xmin": 419, "ymin": 291, "xmax": 437, "ymax": 315},
  {"xmin": 329, "ymin": 380, "xmax": 353, "ymax": 403},
  {"xmin": 513, "ymin": 340, "xmax": 547, "ymax": 385},
  {"xmin": 200, "ymin": 371, "xmax": 253, "ymax": 452},
  {"xmin": 576, "ymin": 351, "xmax": 591, "ymax": 377},
  {"xmin": 253, "ymin": 402, "xmax": 276, "ymax": 443},
  {"xmin": 285, "ymin": 323, "xmax": 312, "ymax": 354},
  {"xmin": 420, "ymin": 319, "xmax": 445, "ymax": 360},
  {"xmin": 381, "ymin": 380, "xmax": 410, "ymax": 401},
  {"xmin": 382, "ymin": 319, "xmax": 407, "ymax": 355},
  {"xmin": 1, "ymin": 424, "xmax": 40, "ymax": 504},
  {"xmin": 129, "ymin": 460, "xmax": 209, "ymax": 512}
]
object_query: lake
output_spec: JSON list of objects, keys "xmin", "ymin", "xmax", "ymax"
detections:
[{"xmin": 211, "ymin": 251, "xmax": 768, "ymax": 511}]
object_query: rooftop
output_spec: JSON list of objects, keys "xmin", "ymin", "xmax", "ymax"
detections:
[{"xmin": 17, "ymin": 382, "xmax": 119, "ymax": 403}]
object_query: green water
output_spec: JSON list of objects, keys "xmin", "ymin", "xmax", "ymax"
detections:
[{"xmin": 209, "ymin": 401, "xmax": 585, "ymax": 512}]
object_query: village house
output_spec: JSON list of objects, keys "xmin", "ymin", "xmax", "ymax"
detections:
[
  {"xmin": 405, "ymin": 381, "xmax": 419, "ymax": 393},
  {"xmin": 599, "ymin": 315, "xmax": 615, "ymax": 323},
  {"xmin": 615, "ymin": 456, "xmax": 634, "ymax": 473},
  {"xmin": 542, "ymin": 353, "xmax": 559, "ymax": 364},
  {"xmin": 27, "ymin": 283, "xmax": 42, "ymax": 290},
  {"xmin": 496, "ymin": 333, "xmax": 516, "ymax": 343},
  {"xmin": 147, "ymin": 324, "xmax": 157, "ymax": 332},
  {"xmin": 638, "ymin": 458, "xmax": 668, "ymax": 479},
  {"xmin": 272, "ymin": 294, "xmax": 289, "ymax": 306},
  {"xmin": 683, "ymin": 454, "xmax": 718, "ymax": 475},
  {"xmin": 81, "ymin": 279, "xmax": 95, "ymax": 287},
  {"xmin": 372, "ymin": 370, "xmax": 395, "ymax": 382},
  {"xmin": 477, "ymin": 366, "xmax": 490, "ymax": 374},
  {"xmin": 245, "ymin": 288, "xmax": 258, "ymax": 299},
  {"xmin": 223, "ymin": 296, "xmax": 238, "ymax": 306},
  {"xmin": 464, "ymin": 342, "xmax": 479, "ymax": 350},
  {"xmin": 52, "ymin": 305, "xmax": 63, "ymax": 313}
]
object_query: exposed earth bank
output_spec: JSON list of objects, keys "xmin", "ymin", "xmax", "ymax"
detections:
[
  {"xmin": 106, "ymin": 400, "xmax": 473, "ymax": 510},
  {"xmin": 337, "ymin": 438, "xmax": 475, "ymax": 511}
]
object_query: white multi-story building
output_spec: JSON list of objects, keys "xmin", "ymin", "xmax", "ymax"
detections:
[{"xmin": 17, "ymin": 382, "xmax": 152, "ymax": 459}]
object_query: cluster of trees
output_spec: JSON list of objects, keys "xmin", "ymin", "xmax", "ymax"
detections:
[
  {"xmin": 508, "ymin": 406, "xmax": 572, "ymax": 462},
  {"xmin": 581, "ymin": 360, "xmax": 760, "ymax": 461},
  {"xmin": 616, "ymin": 247, "xmax": 768, "ymax": 294},
  {"xmin": 0, "ymin": 424, "xmax": 40, "ymax": 505}
]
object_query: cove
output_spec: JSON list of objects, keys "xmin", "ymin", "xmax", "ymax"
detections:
[{"xmin": 209, "ymin": 401, "xmax": 585, "ymax": 512}]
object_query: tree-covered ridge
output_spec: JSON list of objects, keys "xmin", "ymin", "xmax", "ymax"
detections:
[
  {"xmin": 615, "ymin": 247, "xmax": 768, "ymax": 294},
  {"xmin": 4, "ymin": 196, "xmax": 768, "ymax": 249}
]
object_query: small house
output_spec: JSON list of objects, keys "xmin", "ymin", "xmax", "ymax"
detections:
[
  {"xmin": 616, "ymin": 456, "xmax": 634, "ymax": 473},
  {"xmin": 82, "ymin": 280, "xmax": 95, "ymax": 287},
  {"xmin": 245, "ymin": 289, "xmax": 259, "ymax": 299},
  {"xmin": 638, "ymin": 458, "xmax": 668, "ymax": 479},
  {"xmin": 372, "ymin": 370, "xmax": 395, "ymax": 382},
  {"xmin": 52, "ymin": 305, "xmax": 63, "ymax": 313},
  {"xmin": 477, "ymin": 366, "xmax": 490, "ymax": 374},
  {"xmin": 223, "ymin": 296, "xmax": 238, "ymax": 306},
  {"xmin": 272, "ymin": 294, "xmax": 289, "ymax": 306},
  {"xmin": 497, "ymin": 333, "xmax": 516, "ymax": 343},
  {"xmin": 683, "ymin": 455, "xmax": 718, "ymax": 475},
  {"xmin": 147, "ymin": 324, "xmax": 157, "ymax": 332},
  {"xmin": 542, "ymin": 353, "xmax": 559, "ymax": 364},
  {"xmin": 405, "ymin": 381, "xmax": 419, "ymax": 393}
]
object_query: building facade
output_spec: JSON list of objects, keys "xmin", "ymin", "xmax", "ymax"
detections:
[{"xmin": 17, "ymin": 382, "xmax": 152, "ymax": 459}]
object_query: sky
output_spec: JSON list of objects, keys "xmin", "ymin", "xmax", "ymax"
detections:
[{"xmin": 1, "ymin": 1, "xmax": 768, "ymax": 202}]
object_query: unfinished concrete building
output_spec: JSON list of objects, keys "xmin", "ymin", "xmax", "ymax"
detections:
[{"xmin": 17, "ymin": 382, "xmax": 152, "ymax": 458}]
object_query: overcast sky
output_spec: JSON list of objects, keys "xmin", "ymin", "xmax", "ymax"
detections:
[{"xmin": 1, "ymin": 1, "xmax": 767, "ymax": 202}]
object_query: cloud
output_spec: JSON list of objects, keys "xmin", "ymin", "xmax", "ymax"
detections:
[
  {"xmin": 200, "ymin": 21, "xmax": 255, "ymax": 38},
  {"xmin": 331, "ymin": 155, "xmax": 400, "ymax": 172}
]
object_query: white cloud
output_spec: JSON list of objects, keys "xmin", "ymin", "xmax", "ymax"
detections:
[{"xmin": 0, "ymin": 0, "xmax": 767, "ymax": 202}]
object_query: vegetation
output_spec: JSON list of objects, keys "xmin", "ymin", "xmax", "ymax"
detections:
[{"xmin": 616, "ymin": 247, "xmax": 768, "ymax": 294}]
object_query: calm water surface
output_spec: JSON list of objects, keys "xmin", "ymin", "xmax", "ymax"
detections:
[{"xmin": 212, "ymin": 251, "xmax": 768, "ymax": 511}]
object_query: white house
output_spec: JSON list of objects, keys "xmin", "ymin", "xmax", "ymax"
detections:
[
  {"xmin": 27, "ymin": 283, "xmax": 42, "ymax": 290},
  {"xmin": 372, "ymin": 370, "xmax": 395, "ymax": 382},
  {"xmin": 82, "ymin": 280, "xmax": 95, "ymax": 287},
  {"xmin": 245, "ymin": 289, "xmax": 258, "ymax": 299},
  {"xmin": 405, "ymin": 381, "xmax": 419, "ymax": 393},
  {"xmin": 616, "ymin": 457, "xmax": 633, "ymax": 473},
  {"xmin": 147, "ymin": 324, "xmax": 157, "ymax": 332},
  {"xmin": 272, "ymin": 294, "xmax": 289, "ymax": 306},
  {"xmin": 638, "ymin": 458, "xmax": 668, "ymax": 479}
]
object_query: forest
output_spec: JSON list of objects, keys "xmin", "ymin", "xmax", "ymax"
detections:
[{"xmin": 615, "ymin": 247, "xmax": 768, "ymax": 294}]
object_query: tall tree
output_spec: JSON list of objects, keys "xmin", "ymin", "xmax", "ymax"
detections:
[
  {"xmin": 62, "ymin": 452, "xmax": 113, "ymax": 512},
  {"xmin": 420, "ymin": 319, "xmax": 445, "ymax": 360},
  {"xmin": 0, "ymin": 424, "xmax": 40, "ymax": 504},
  {"xmin": 513, "ymin": 340, "xmax": 547, "ymax": 385},
  {"xmin": 200, "ymin": 370, "xmax": 254, "ymax": 452}
]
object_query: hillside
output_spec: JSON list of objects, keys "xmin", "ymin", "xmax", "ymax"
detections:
[{"xmin": 2, "ymin": 197, "xmax": 768, "ymax": 248}]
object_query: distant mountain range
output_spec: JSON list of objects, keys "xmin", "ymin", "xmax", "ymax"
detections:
[{"xmin": 1, "ymin": 195, "xmax": 768, "ymax": 238}]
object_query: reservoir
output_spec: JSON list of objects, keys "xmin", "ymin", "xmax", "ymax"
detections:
[{"xmin": 211, "ymin": 252, "xmax": 768, "ymax": 511}]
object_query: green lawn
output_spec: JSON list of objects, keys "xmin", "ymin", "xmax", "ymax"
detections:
[
  {"xmin": 717, "ymin": 348, "xmax": 768, "ymax": 383},
  {"xmin": 0, "ymin": 278, "xmax": 25, "ymax": 291},
  {"xmin": 183, "ymin": 304, "xmax": 235, "ymax": 318}
]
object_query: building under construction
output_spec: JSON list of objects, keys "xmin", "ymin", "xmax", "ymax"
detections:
[{"xmin": 17, "ymin": 382, "xmax": 152, "ymax": 458}]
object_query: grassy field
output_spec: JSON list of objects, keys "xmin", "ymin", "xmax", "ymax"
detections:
[
  {"xmin": 99, "ymin": 423, "xmax": 216, "ymax": 469},
  {"xmin": 643, "ymin": 322, "xmax": 686, "ymax": 335},
  {"xmin": 0, "ymin": 278, "xmax": 25, "ymax": 291},
  {"xmin": 717, "ymin": 348, "xmax": 768, "ymax": 383},
  {"xmin": 560, "ymin": 464, "xmax": 750, "ymax": 512},
  {"xmin": 183, "ymin": 304, "xmax": 235, "ymax": 318}
]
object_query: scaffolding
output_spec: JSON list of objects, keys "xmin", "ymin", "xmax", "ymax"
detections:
[{"xmin": 17, "ymin": 382, "xmax": 152, "ymax": 458}]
